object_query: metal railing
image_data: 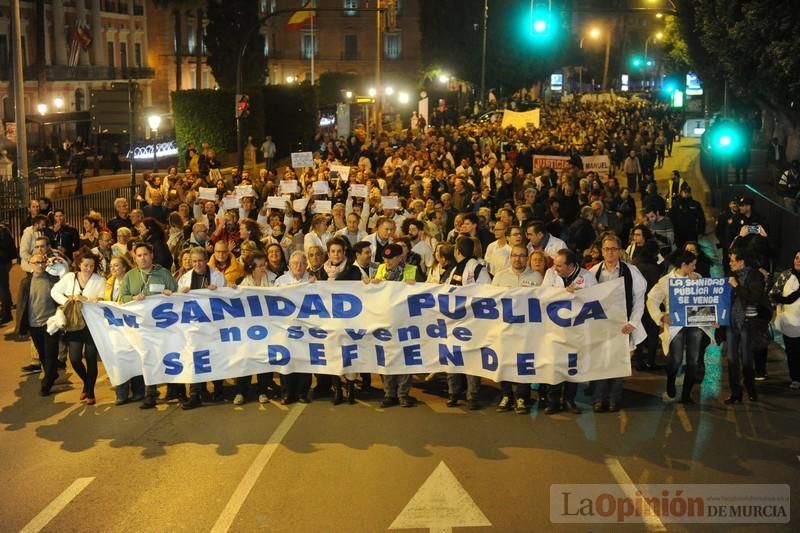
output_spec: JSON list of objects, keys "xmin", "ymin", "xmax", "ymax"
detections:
[{"xmin": 0, "ymin": 179, "xmax": 136, "ymax": 245}]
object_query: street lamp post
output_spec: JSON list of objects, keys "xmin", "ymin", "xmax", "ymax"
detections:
[
  {"xmin": 148, "ymin": 114, "xmax": 161, "ymax": 173},
  {"xmin": 480, "ymin": 0, "xmax": 488, "ymax": 107}
]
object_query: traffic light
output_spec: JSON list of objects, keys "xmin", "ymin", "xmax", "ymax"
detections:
[
  {"xmin": 236, "ymin": 94, "xmax": 250, "ymax": 120},
  {"xmin": 631, "ymin": 56, "xmax": 643, "ymax": 69},
  {"xmin": 531, "ymin": 1, "xmax": 550, "ymax": 34},
  {"xmin": 706, "ymin": 120, "xmax": 744, "ymax": 157}
]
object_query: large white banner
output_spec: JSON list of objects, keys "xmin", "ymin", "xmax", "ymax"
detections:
[
  {"xmin": 84, "ymin": 279, "xmax": 631, "ymax": 386},
  {"xmin": 501, "ymin": 109, "xmax": 540, "ymax": 130}
]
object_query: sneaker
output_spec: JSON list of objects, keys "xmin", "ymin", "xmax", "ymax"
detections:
[
  {"xmin": 514, "ymin": 398, "xmax": 528, "ymax": 414},
  {"xmin": 380, "ymin": 397, "xmax": 399, "ymax": 408},
  {"xmin": 399, "ymin": 397, "xmax": 415, "ymax": 408},
  {"xmin": 233, "ymin": 393, "xmax": 245, "ymax": 406},
  {"xmin": 496, "ymin": 396, "xmax": 512, "ymax": 412},
  {"xmin": 789, "ymin": 381, "xmax": 800, "ymax": 390},
  {"xmin": 754, "ymin": 373, "xmax": 767, "ymax": 382},
  {"xmin": 258, "ymin": 393, "xmax": 269, "ymax": 404},
  {"xmin": 446, "ymin": 395, "xmax": 459, "ymax": 407},
  {"xmin": 21, "ymin": 364, "xmax": 41, "ymax": 374}
]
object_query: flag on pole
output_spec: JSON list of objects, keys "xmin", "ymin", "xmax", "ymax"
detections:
[{"xmin": 287, "ymin": 10, "xmax": 315, "ymax": 30}]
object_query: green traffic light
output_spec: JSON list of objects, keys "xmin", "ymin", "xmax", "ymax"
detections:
[
  {"xmin": 632, "ymin": 57, "xmax": 642, "ymax": 68},
  {"xmin": 707, "ymin": 122, "xmax": 744, "ymax": 156},
  {"xmin": 533, "ymin": 20, "xmax": 547, "ymax": 33}
]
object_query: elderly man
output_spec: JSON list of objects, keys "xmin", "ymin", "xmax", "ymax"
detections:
[
  {"xmin": 178, "ymin": 247, "xmax": 226, "ymax": 409},
  {"xmin": 143, "ymin": 191, "xmax": 170, "ymax": 224},
  {"xmin": 361, "ymin": 216, "xmax": 395, "ymax": 263},
  {"xmin": 541, "ymin": 248, "xmax": 597, "ymax": 415},
  {"xmin": 588, "ymin": 234, "xmax": 647, "ymax": 412},
  {"xmin": 183, "ymin": 222, "xmax": 212, "ymax": 252},
  {"xmin": 275, "ymin": 251, "xmax": 314, "ymax": 404},
  {"xmin": 492, "ymin": 244, "xmax": 543, "ymax": 414},
  {"xmin": 208, "ymin": 241, "xmax": 244, "ymax": 286},
  {"xmin": 484, "ymin": 220, "xmax": 511, "ymax": 275},
  {"xmin": 107, "ymin": 197, "xmax": 134, "ymax": 235}
]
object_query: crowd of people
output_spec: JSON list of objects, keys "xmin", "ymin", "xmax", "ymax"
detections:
[{"xmin": 2, "ymin": 95, "xmax": 798, "ymax": 417}]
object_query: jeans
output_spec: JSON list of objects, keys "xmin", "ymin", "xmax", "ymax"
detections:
[
  {"xmin": 447, "ymin": 374, "xmax": 481, "ymax": 400},
  {"xmin": 667, "ymin": 327, "xmax": 704, "ymax": 383},
  {"xmin": 593, "ymin": 377, "xmax": 624, "ymax": 404},
  {"xmin": 784, "ymin": 335, "xmax": 800, "ymax": 382},
  {"xmin": 500, "ymin": 381, "xmax": 530, "ymax": 401},
  {"xmin": 281, "ymin": 373, "xmax": 311, "ymax": 401},
  {"xmin": 383, "ymin": 374, "xmax": 412, "ymax": 399},
  {"xmin": 727, "ymin": 323, "xmax": 755, "ymax": 396},
  {"xmin": 236, "ymin": 373, "xmax": 272, "ymax": 396},
  {"xmin": 29, "ymin": 326, "xmax": 60, "ymax": 390},
  {"xmin": 547, "ymin": 382, "xmax": 577, "ymax": 405}
]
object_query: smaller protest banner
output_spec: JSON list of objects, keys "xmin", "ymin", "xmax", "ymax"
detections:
[
  {"xmin": 198, "ymin": 187, "xmax": 217, "ymax": 201},
  {"xmin": 668, "ymin": 278, "xmax": 731, "ymax": 326},
  {"xmin": 329, "ymin": 164, "xmax": 351, "ymax": 182},
  {"xmin": 580, "ymin": 155, "xmax": 611, "ymax": 177},
  {"xmin": 291, "ymin": 151, "xmax": 314, "ymax": 168},
  {"xmin": 382, "ymin": 196, "xmax": 400, "ymax": 210},
  {"xmin": 221, "ymin": 196, "xmax": 240, "ymax": 211},
  {"xmin": 533, "ymin": 155, "xmax": 571, "ymax": 170},
  {"xmin": 312, "ymin": 180, "xmax": 331, "ymax": 196},
  {"xmin": 314, "ymin": 200, "xmax": 332, "ymax": 214},
  {"xmin": 266, "ymin": 196, "xmax": 288, "ymax": 210},
  {"xmin": 349, "ymin": 184, "xmax": 368, "ymax": 198},
  {"xmin": 279, "ymin": 180, "xmax": 299, "ymax": 195},
  {"xmin": 234, "ymin": 185, "xmax": 255, "ymax": 199},
  {"xmin": 501, "ymin": 109, "xmax": 540, "ymax": 129},
  {"xmin": 292, "ymin": 197, "xmax": 309, "ymax": 212}
]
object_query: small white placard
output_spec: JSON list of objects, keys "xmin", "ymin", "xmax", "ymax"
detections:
[
  {"xmin": 222, "ymin": 197, "xmax": 240, "ymax": 211},
  {"xmin": 314, "ymin": 200, "xmax": 332, "ymax": 214},
  {"xmin": 329, "ymin": 164, "xmax": 351, "ymax": 182},
  {"xmin": 349, "ymin": 184, "xmax": 368, "ymax": 198},
  {"xmin": 266, "ymin": 196, "xmax": 288, "ymax": 210},
  {"xmin": 234, "ymin": 185, "xmax": 255, "ymax": 199},
  {"xmin": 198, "ymin": 187, "xmax": 217, "ymax": 201},
  {"xmin": 291, "ymin": 151, "xmax": 314, "ymax": 168},
  {"xmin": 381, "ymin": 196, "xmax": 400, "ymax": 210},
  {"xmin": 292, "ymin": 197, "xmax": 310, "ymax": 212},
  {"xmin": 283, "ymin": 215, "xmax": 294, "ymax": 227},
  {"xmin": 279, "ymin": 180, "xmax": 300, "ymax": 195},
  {"xmin": 312, "ymin": 180, "xmax": 330, "ymax": 196}
]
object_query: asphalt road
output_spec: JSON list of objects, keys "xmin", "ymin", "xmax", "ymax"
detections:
[{"xmin": 2, "ymin": 140, "xmax": 799, "ymax": 532}]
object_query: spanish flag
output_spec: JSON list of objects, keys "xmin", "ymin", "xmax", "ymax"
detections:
[{"xmin": 287, "ymin": 10, "xmax": 315, "ymax": 30}]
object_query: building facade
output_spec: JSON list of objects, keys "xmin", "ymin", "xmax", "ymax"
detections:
[{"xmin": 261, "ymin": 0, "xmax": 421, "ymax": 88}]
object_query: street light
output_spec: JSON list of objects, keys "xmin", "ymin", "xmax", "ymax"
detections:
[
  {"xmin": 384, "ymin": 86, "xmax": 394, "ymax": 96},
  {"xmin": 37, "ymin": 103, "xmax": 47, "ymax": 115},
  {"xmin": 147, "ymin": 114, "xmax": 161, "ymax": 172},
  {"xmin": 345, "ymin": 90, "xmax": 353, "ymax": 99},
  {"xmin": 53, "ymin": 97, "xmax": 64, "ymax": 111},
  {"xmin": 368, "ymin": 87, "xmax": 377, "ymax": 97},
  {"xmin": 286, "ymin": 75, "xmax": 295, "ymax": 83},
  {"xmin": 438, "ymin": 73, "xmax": 450, "ymax": 84},
  {"xmin": 398, "ymin": 91, "xmax": 409, "ymax": 104}
]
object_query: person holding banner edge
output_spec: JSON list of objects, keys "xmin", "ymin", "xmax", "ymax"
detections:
[
  {"xmin": 589, "ymin": 233, "xmax": 648, "ymax": 413},
  {"xmin": 120, "ymin": 242, "xmax": 178, "ymax": 409}
]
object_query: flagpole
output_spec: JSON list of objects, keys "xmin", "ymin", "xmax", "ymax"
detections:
[{"xmin": 310, "ymin": 13, "xmax": 315, "ymax": 85}]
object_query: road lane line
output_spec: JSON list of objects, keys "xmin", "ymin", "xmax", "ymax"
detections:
[
  {"xmin": 20, "ymin": 477, "xmax": 95, "ymax": 533},
  {"xmin": 604, "ymin": 459, "xmax": 666, "ymax": 532},
  {"xmin": 210, "ymin": 404, "xmax": 306, "ymax": 533}
]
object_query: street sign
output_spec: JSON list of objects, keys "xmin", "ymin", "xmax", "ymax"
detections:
[{"xmin": 389, "ymin": 461, "xmax": 491, "ymax": 532}]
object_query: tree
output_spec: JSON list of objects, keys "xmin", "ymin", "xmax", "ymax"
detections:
[
  {"xmin": 204, "ymin": 0, "xmax": 266, "ymax": 90},
  {"xmin": 675, "ymin": 0, "xmax": 800, "ymax": 154}
]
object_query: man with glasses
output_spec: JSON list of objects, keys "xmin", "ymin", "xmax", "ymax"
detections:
[
  {"xmin": 484, "ymin": 221, "xmax": 511, "ymax": 276},
  {"xmin": 588, "ymin": 233, "xmax": 647, "ymax": 412},
  {"xmin": 492, "ymin": 244, "xmax": 543, "ymax": 414},
  {"xmin": 208, "ymin": 241, "xmax": 244, "ymax": 287}
]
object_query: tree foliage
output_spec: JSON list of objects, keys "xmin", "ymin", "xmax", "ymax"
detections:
[
  {"xmin": 204, "ymin": 0, "xmax": 266, "ymax": 90},
  {"xmin": 675, "ymin": 0, "xmax": 800, "ymax": 121}
]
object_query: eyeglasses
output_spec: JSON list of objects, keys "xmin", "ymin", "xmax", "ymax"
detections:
[{"xmin": 30, "ymin": 261, "xmax": 46, "ymax": 265}]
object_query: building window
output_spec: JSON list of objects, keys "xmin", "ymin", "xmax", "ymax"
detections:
[
  {"xmin": 344, "ymin": 0, "xmax": 358, "ymax": 16},
  {"xmin": 118, "ymin": 1, "xmax": 128, "ymax": 14},
  {"xmin": 133, "ymin": 0, "xmax": 144, "ymax": 16},
  {"xmin": 385, "ymin": 31, "xmax": 401, "ymax": 60},
  {"xmin": 0, "ymin": 34, "xmax": 8, "ymax": 71},
  {"xmin": 107, "ymin": 41, "xmax": 115, "ymax": 68},
  {"xmin": 134, "ymin": 42, "xmax": 142, "ymax": 67},
  {"xmin": 344, "ymin": 35, "xmax": 357, "ymax": 60},
  {"xmin": 75, "ymin": 89, "xmax": 85, "ymax": 112},
  {"xmin": 301, "ymin": 32, "xmax": 318, "ymax": 59},
  {"xmin": 120, "ymin": 42, "xmax": 128, "ymax": 68}
]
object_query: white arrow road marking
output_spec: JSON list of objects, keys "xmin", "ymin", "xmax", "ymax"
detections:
[
  {"xmin": 389, "ymin": 461, "xmax": 491, "ymax": 532},
  {"xmin": 20, "ymin": 477, "xmax": 95, "ymax": 533},
  {"xmin": 605, "ymin": 458, "xmax": 666, "ymax": 532},
  {"xmin": 210, "ymin": 404, "xmax": 306, "ymax": 533}
]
